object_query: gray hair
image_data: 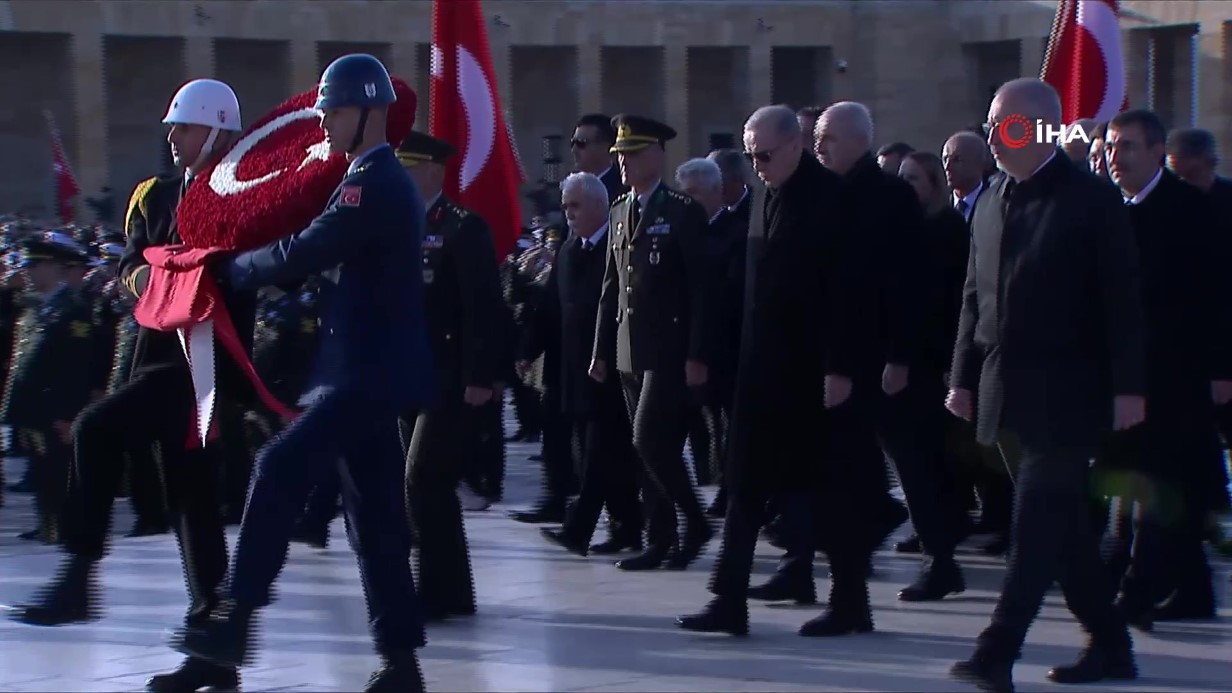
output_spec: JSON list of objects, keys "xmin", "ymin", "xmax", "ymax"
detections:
[
  {"xmin": 708, "ymin": 148, "xmax": 751, "ymax": 187},
  {"xmin": 675, "ymin": 157, "xmax": 722, "ymax": 192},
  {"xmin": 994, "ymin": 78, "xmax": 1062, "ymax": 124},
  {"xmin": 819, "ymin": 101, "xmax": 874, "ymax": 145},
  {"xmin": 744, "ymin": 104, "xmax": 801, "ymax": 140},
  {"xmin": 1167, "ymin": 127, "xmax": 1218, "ymax": 163},
  {"xmin": 559, "ymin": 171, "xmax": 608, "ymax": 208}
]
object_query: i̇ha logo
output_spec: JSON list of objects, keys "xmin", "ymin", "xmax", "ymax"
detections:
[{"xmin": 996, "ymin": 114, "xmax": 1091, "ymax": 150}]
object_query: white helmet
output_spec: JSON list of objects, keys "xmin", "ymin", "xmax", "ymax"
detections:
[{"xmin": 163, "ymin": 79, "xmax": 241, "ymax": 132}]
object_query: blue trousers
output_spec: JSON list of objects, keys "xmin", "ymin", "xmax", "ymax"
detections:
[{"xmin": 229, "ymin": 387, "xmax": 425, "ymax": 654}]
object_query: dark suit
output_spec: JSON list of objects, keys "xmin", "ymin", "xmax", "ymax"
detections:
[
  {"xmin": 222, "ymin": 144, "xmax": 434, "ymax": 655},
  {"xmin": 593, "ymin": 181, "xmax": 716, "ymax": 556},
  {"xmin": 402, "ymin": 194, "xmax": 505, "ymax": 619},
  {"xmin": 521, "ymin": 227, "xmax": 641, "ymax": 545},
  {"xmin": 952, "ymin": 151, "xmax": 1141, "ymax": 661},
  {"xmin": 1097, "ymin": 170, "xmax": 1232, "ymax": 618}
]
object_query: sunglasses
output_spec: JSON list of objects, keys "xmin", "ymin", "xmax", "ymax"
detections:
[
  {"xmin": 570, "ymin": 138, "xmax": 589, "ymax": 149},
  {"xmin": 744, "ymin": 144, "xmax": 783, "ymax": 163}
]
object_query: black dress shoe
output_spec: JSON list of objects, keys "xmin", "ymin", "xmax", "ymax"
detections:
[
  {"xmin": 510, "ymin": 505, "xmax": 565, "ymax": 524},
  {"xmin": 895, "ymin": 534, "xmax": 921, "ymax": 553},
  {"xmin": 1114, "ymin": 595, "xmax": 1154, "ymax": 633},
  {"xmin": 365, "ymin": 651, "xmax": 426, "ymax": 693},
  {"xmin": 17, "ymin": 529, "xmax": 40, "ymax": 541},
  {"xmin": 1153, "ymin": 592, "xmax": 1216, "ymax": 621},
  {"xmin": 898, "ymin": 559, "xmax": 965, "ymax": 602},
  {"xmin": 951, "ymin": 655, "xmax": 1014, "ymax": 693},
  {"xmin": 589, "ymin": 534, "xmax": 642, "ymax": 555},
  {"xmin": 7, "ymin": 479, "xmax": 34, "ymax": 493},
  {"xmin": 797, "ymin": 609, "xmax": 873, "ymax": 637},
  {"xmin": 146, "ymin": 656, "xmax": 239, "ymax": 693},
  {"xmin": 7, "ymin": 556, "xmax": 101, "ymax": 626},
  {"xmin": 747, "ymin": 577, "xmax": 816, "ymax": 604},
  {"xmin": 666, "ymin": 523, "xmax": 713, "ymax": 570},
  {"xmin": 540, "ymin": 527, "xmax": 588, "ymax": 557},
  {"xmin": 615, "ymin": 546, "xmax": 668, "ymax": 571},
  {"xmin": 676, "ymin": 597, "xmax": 749, "ymax": 636},
  {"xmin": 979, "ymin": 533, "xmax": 1010, "ymax": 556},
  {"xmin": 291, "ymin": 526, "xmax": 329, "ymax": 549},
  {"xmin": 1047, "ymin": 644, "xmax": 1137, "ymax": 684},
  {"xmin": 173, "ymin": 605, "xmax": 256, "ymax": 669}
]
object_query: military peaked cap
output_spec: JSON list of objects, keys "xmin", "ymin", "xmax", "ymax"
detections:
[
  {"xmin": 20, "ymin": 231, "xmax": 90, "ymax": 266},
  {"xmin": 397, "ymin": 131, "xmax": 456, "ymax": 165},
  {"xmin": 610, "ymin": 114, "xmax": 676, "ymax": 153}
]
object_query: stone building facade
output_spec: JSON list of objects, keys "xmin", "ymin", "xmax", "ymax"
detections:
[{"xmin": 0, "ymin": 0, "xmax": 1225, "ymax": 218}]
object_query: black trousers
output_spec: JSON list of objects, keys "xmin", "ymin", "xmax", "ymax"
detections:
[
  {"xmin": 62, "ymin": 366, "xmax": 228, "ymax": 626},
  {"xmin": 509, "ymin": 379, "xmax": 542, "ymax": 436},
  {"xmin": 1102, "ymin": 495, "xmax": 1211, "ymax": 608},
  {"xmin": 687, "ymin": 404, "xmax": 722, "ymax": 487},
  {"xmin": 977, "ymin": 431, "xmax": 1127, "ymax": 657},
  {"xmin": 462, "ymin": 399, "xmax": 505, "ymax": 501},
  {"xmin": 874, "ymin": 374, "xmax": 966, "ymax": 559},
  {"xmin": 126, "ymin": 444, "xmax": 168, "ymax": 527},
  {"xmin": 620, "ymin": 369, "xmax": 705, "ymax": 548},
  {"xmin": 561, "ymin": 395, "xmax": 641, "ymax": 544},
  {"xmin": 537, "ymin": 398, "xmax": 577, "ymax": 505},
  {"xmin": 25, "ymin": 427, "xmax": 71, "ymax": 539},
  {"xmin": 299, "ymin": 466, "xmax": 340, "ymax": 534},
  {"xmin": 404, "ymin": 388, "xmax": 476, "ymax": 617}
]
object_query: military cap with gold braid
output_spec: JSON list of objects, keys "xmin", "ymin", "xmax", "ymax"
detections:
[
  {"xmin": 610, "ymin": 114, "xmax": 677, "ymax": 153},
  {"xmin": 397, "ymin": 131, "xmax": 456, "ymax": 166}
]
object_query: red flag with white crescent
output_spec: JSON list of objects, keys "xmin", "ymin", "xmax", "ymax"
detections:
[
  {"xmin": 46, "ymin": 112, "xmax": 80, "ymax": 224},
  {"xmin": 430, "ymin": 0, "xmax": 525, "ymax": 258},
  {"xmin": 1041, "ymin": 0, "xmax": 1129, "ymax": 123}
]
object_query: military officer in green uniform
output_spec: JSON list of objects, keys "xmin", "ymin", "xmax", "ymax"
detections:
[
  {"xmin": 397, "ymin": 131, "xmax": 507, "ymax": 620},
  {"xmin": 589, "ymin": 115, "xmax": 717, "ymax": 571},
  {"xmin": 0, "ymin": 233, "xmax": 99, "ymax": 543}
]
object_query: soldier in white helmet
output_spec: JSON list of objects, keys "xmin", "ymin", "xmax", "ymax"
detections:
[{"xmin": 4, "ymin": 79, "xmax": 253, "ymax": 693}]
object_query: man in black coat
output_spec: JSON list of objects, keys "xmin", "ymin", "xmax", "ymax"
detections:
[
  {"xmin": 1098, "ymin": 110, "xmax": 1232, "ymax": 628},
  {"xmin": 519, "ymin": 171, "xmax": 643, "ymax": 556},
  {"xmin": 948, "ymin": 78, "xmax": 1144, "ymax": 692},
  {"xmin": 676, "ymin": 105, "xmax": 870, "ymax": 637}
]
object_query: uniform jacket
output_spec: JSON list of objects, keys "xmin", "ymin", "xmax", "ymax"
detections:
[
  {"xmin": 119, "ymin": 174, "xmax": 257, "ymax": 397},
  {"xmin": 592, "ymin": 181, "xmax": 715, "ymax": 373},
  {"xmin": 0, "ymin": 285, "xmax": 98, "ymax": 428},
  {"xmin": 952, "ymin": 152, "xmax": 1145, "ymax": 448},
  {"xmin": 224, "ymin": 145, "xmax": 436, "ymax": 409},
  {"xmin": 420, "ymin": 196, "xmax": 507, "ymax": 389}
]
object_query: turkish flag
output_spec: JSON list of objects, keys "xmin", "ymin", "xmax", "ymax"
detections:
[
  {"xmin": 430, "ymin": 0, "xmax": 525, "ymax": 258},
  {"xmin": 1041, "ymin": 0, "xmax": 1129, "ymax": 123},
  {"xmin": 46, "ymin": 112, "xmax": 80, "ymax": 224}
]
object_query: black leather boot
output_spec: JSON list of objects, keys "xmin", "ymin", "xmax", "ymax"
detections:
[
  {"xmin": 365, "ymin": 650, "xmax": 426, "ymax": 693},
  {"xmin": 676, "ymin": 596, "xmax": 749, "ymax": 636},
  {"xmin": 146, "ymin": 656, "xmax": 240, "ymax": 692},
  {"xmin": 7, "ymin": 555, "xmax": 101, "ymax": 626}
]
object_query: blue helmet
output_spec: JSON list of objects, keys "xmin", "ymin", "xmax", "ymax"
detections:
[{"xmin": 315, "ymin": 54, "xmax": 397, "ymax": 110}]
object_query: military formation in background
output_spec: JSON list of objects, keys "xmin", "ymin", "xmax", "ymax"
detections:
[{"xmin": 0, "ymin": 59, "xmax": 1230, "ymax": 693}]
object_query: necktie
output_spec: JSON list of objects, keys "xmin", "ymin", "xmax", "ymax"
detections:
[
  {"xmin": 579, "ymin": 237, "xmax": 590, "ymax": 251},
  {"xmin": 1124, "ymin": 198, "xmax": 1135, "ymax": 206},
  {"xmin": 956, "ymin": 198, "xmax": 969, "ymax": 217}
]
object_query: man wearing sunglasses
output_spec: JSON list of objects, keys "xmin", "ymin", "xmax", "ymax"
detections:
[
  {"xmin": 571, "ymin": 113, "xmax": 627, "ymax": 204},
  {"xmin": 589, "ymin": 114, "xmax": 717, "ymax": 572}
]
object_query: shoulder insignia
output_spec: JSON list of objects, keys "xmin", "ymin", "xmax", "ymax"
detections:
[
  {"xmin": 70, "ymin": 320, "xmax": 91, "ymax": 339},
  {"xmin": 449, "ymin": 202, "xmax": 470, "ymax": 219},
  {"xmin": 125, "ymin": 177, "xmax": 159, "ymax": 235},
  {"xmin": 339, "ymin": 185, "xmax": 362, "ymax": 207},
  {"xmin": 666, "ymin": 188, "xmax": 694, "ymax": 204},
  {"xmin": 300, "ymin": 317, "xmax": 316, "ymax": 335}
]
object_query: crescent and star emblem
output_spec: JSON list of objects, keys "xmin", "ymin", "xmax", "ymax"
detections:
[
  {"xmin": 209, "ymin": 107, "xmax": 333, "ymax": 197},
  {"xmin": 431, "ymin": 43, "xmax": 496, "ymax": 193},
  {"xmin": 1076, "ymin": 0, "xmax": 1125, "ymax": 121}
]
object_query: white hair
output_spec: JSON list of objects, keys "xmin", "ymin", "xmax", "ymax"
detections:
[
  {"xmin": 560, "ymin": 171, "xmax": 608, "ymax": 208},
  {"xmin": 819, "ymin": 101, "xmax": 874, "ymax": 146},
  {"xmin": 744, "ymin": 104, "xmax": 801, "ymax": 140},
  {"xmin": 675, "ymin": 157, "xmax": 722, "ymax": 192},
  {"xmin": 994, "ymin": 78, "xmax": 1062, "ymax": 124}
]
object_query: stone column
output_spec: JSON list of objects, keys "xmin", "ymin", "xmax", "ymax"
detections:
[
  {"xmin": 1166, "ymin": 28, "xmax": 1198, "ymax": 127},
  {"xmin": 290, "ymin": 39, "xmax": 319, "ymax": 93},
  {"xmin": 1124, "ymin": 28, "xmax": 1152, "ymax": 110},
  {"xmin": 70, "ymin": 31, "xmax": 107, "ymax": 208},
  {"xmin": 388, "ymin": 41, "xmax": 420, "ymax": 85},
  {"xmin": 1019, "ymin": 35, "xmax": 1046, "ymax": 78},
  {"xmin": 577, "ymin": 42, "xmax": 602, "ymax": 115},
  {"xmin": 184, "ymin": 35, "xmax": 215, "ymax": 79},
  {"xmin": 748, "ymin": 43, "xmax": 772, "ymax": 112},
  {"xmin": 664, "ymin": 44, "xmax": 688, "ymax": 171},
  {"xmin": 1196, "ymin": 27, "xmax": 1227, "ymax": 136}
]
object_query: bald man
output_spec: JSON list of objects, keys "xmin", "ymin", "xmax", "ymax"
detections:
[
  {"xmin": 948, "ymin": 78, "xmax": 1143, "ymax": 691},
  {"xmin": 943, "ymin": 132, "xmax": 992, "ymax": 226}
]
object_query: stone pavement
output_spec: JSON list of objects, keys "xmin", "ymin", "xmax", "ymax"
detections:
[{"xmin": 0, "ymin": 438, "xmax": 1229, "ymax": 692}]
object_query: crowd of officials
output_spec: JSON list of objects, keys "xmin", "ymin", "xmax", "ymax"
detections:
[{"xmin": 0, "ymin": 65, "xmax": 1228, "ymax": 693}]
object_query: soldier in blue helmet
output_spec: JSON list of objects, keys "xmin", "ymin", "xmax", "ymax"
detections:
[{"xmin": 174, "ymin": 54, "xmax": 435, "ymax": 693}]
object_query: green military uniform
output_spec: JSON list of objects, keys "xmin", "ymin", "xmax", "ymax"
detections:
[
  {"xmin": 0, "ymin": 235, "xmax": 99, "ymax": 542},
  {"xmin": 592, "ymin": 114, "xmax": 716, "ymax": 570},
  {"xmin": 397, "ymin": 131, "xmax": 507, "ymax": 620}
]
